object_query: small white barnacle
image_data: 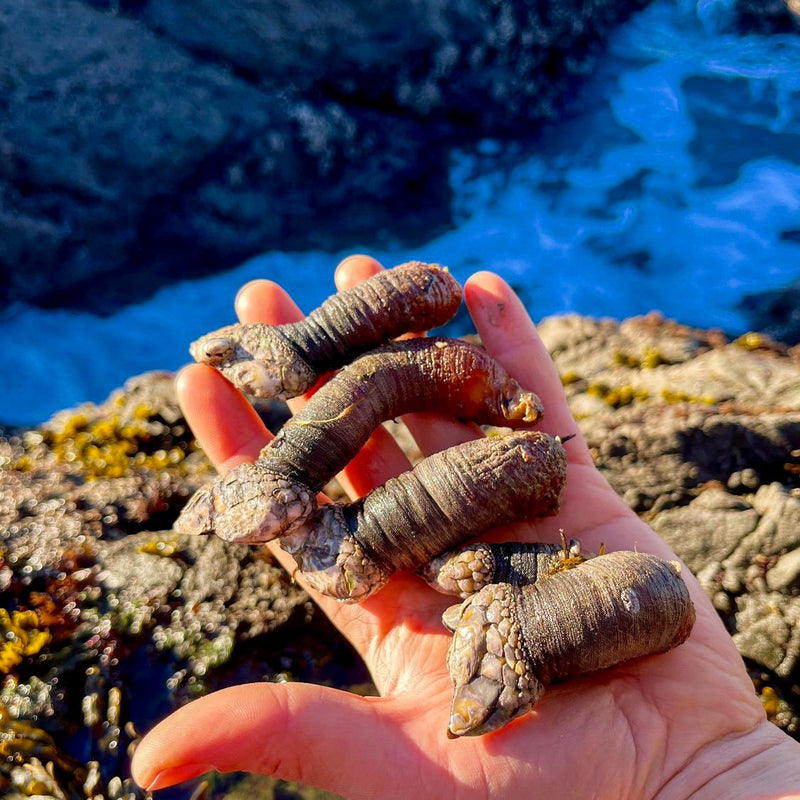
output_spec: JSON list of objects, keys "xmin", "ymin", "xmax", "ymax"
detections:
[{"xmin": 620, "ymin": 587, "xmax": 640, "ymax": 614}]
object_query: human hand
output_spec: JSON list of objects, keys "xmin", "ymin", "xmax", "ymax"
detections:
[{"xmin": 132, "ymin": 256, "xmax": 800, "ymax": 799}]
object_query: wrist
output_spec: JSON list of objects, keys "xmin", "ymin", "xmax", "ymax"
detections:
[{"xmin": 657, "ymin": 721, "xmax": 800, "ymax": 800}]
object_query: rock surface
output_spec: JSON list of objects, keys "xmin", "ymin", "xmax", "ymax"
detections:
[
  {"xmin": 740, "ymin": 278, "xmax": 800, "ymax": 348},
  {"xmin": 2, "ymin": 315, "xmax": 800, "ymax": 797},
  {"xmin": 0, "ymin": 373, "xmax": 357, "ymax": 799},
  {"xmin": 0, "ymin": 0, "xmax": 648, "ymax": 313},
  {"xmin": 540, "ymin": 312, "xmax": 800, "ymax": 738}
]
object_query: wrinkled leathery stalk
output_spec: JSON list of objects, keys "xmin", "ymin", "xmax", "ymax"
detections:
[
  {"xmin": 281, "ymin": 431, "xmax": 567, "ymax": 602},
  {"xmin": 189, "ymin": 261, "xmax": 462, "ymax": 398},
  {"xmin": 444, "ymin": 551, "xmax": 695, "ymax": 737},
  {"xmin": 175, "ymin": 337, "xmax": 544, "ymax": 543},
  {"xmin": 421, "ymin": 537, "xmax": 592, "ymax": 598}
]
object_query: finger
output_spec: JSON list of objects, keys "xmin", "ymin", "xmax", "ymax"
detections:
[
  {"xmin": 175, "ymin": 364, "xmax": 270, "ymax": 473},
  {"xmin": 402, "ymin": 414, "xmax": 483, "ymax": 457},
  {"xmin": 465, "ymin": 272, "xmax": 593, "ymax": 465},
  {"xmin": 234, "ymin": 278, "xmax": 313, "ymax": 412},
  {"xmin": 177, "ymin": 279, "xmax": 304, "ymax": 473},
  {"xmin": 333, "ymin": 253, "xmax": 385, "ymax": 286},
  {"xmin": 130, "ymin": 683, "xmax": 428, "ymax": 798}
]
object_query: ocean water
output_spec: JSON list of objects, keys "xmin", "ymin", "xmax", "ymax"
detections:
[{"xmin": 2, "ymin": 0, "xmax": 799, "ymax": 427}]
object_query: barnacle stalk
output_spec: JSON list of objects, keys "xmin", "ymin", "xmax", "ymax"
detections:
[{"xmin": 282, "ymin": 432, "xmax": 567, "ymax": 602}]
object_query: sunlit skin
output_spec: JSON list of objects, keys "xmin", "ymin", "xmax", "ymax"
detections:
[{"xmin": 131, "ymin": 255, "xmax": 800, "ymax": 799}]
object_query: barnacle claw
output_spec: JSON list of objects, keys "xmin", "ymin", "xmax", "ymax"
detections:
[
  {"xmin": 442, "ymin": 602, "xmax": 467, "ymax": 632},
  {"xmin": 281, "ymin": 506, "xmax": 391, "ymax": 602},
  {"xmin": 174, "ymin": 484, "xmax": 216, "ymax": 535},
  {"xmin": 174, "ymin": 462, "xmax": 316, "ymax": 543},
  {"xmin": 421, "ymin": 544, "xmax": 495, "ymax": 597},
  {"xmin": 190, "ymin": 323, "xmax": 316, "ymax": 399},
  {"xmin": 448, "ymin": 675, "xmax": 503, "ymax": 738},
  {"xmin": 502, "ymin": 384, "xmax": 544, "ymax": 423},
  {"xmin": 446, "ymin": 584, "xmax": 543, "ymax": 737},
  {"xmin": 447, "ymin": 613, "xmax": 485, "ymax": 685}
]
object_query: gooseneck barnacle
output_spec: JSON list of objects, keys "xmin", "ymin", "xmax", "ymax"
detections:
[{"xmin": 181, "ymin": 261, "xmax": 696, "ymax": 737}]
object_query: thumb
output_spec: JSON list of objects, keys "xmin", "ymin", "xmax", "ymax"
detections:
[{"xmin": 131, "ymin": 682, "xmax": 408, "ymax": 796}]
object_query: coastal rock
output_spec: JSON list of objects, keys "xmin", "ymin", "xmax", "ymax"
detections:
[
  {"xmin": 733, "ymin": 0, "xmax": 800, "ymax": 33},
  {"xmin": 733, "ymin": 592, "xmax": 800, "ymax": 679},
  {"xmin": 0, "ymin": 372, "xmax": 318, "ymax": 796},
  {"xmin": 648, "ymin": 489, "xmax": 759, "ymax": 574},
  {"xmin": 767, "ymin": 547, "xmax": 800, "ymax": 591},
  {"xmin": 1, "ymin": 0, "xmax": 648, "ymax": 312},
  {"xmin": 540, "ymin": 313, "xmax": 800, "ymax": 737},
  {"xmin": 740, "ymin": 279, "xmax": 800, "ymax": 347}
]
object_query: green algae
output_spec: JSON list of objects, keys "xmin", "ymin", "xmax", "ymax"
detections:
[
  {"xmin": 586, "ymin": 382, "xmax": 650, "ymax": 408},
  {"xmin": 613, "ymin": 347, "xmax": 674, "ymax": 369}
]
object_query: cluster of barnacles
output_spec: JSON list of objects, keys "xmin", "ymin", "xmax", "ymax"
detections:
[{"xmin": 177, "ymin": 262, "xmax": 695, "ymax": 737}]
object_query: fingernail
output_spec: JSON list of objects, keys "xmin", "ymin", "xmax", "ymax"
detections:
[
  {"xmin": 336, "ymin": 254, "xmax": 366, "ymax": 268},
  {"xmin": 145, "ymin": 763, "xmax": 213, "ymax": 791},
  {"xmin": 333, "ymin": 254, "xmax": 378, "ymax": 281},
  {"xmin": 234, "ymin": 279, "xmax": 268, "ymax": 312}
]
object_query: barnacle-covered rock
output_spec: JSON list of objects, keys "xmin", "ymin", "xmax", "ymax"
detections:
[
  {"xmin": 0, "ymin": 372, "xmax": 344, "ymax": 797},
  {"xmin": 540, "ymin": 312, "xmax": 800, "ymax": 742}
]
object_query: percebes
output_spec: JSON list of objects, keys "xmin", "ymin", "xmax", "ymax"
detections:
[
  {"xmin": 422, "ymin": 537, "xmax": 591, "ymax": 598},
  {"xmin": 444, "ymin": 551, "xmax": 695, "ymax": 737},
  {"xmin": 176, "ymin": 337, "xmax": 544, "ymax": 545},
  {"xmin": 190, "ymin": 262, "xmax": 462, "ymax": 398}
]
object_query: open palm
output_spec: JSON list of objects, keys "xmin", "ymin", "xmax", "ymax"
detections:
[{"xmin": 132, "ymin": 256, "xmax": 797, "ymax": 799}]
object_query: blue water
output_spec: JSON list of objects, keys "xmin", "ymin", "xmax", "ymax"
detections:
[{"xmin": 2, "ymin": 0, "xmax": 799, "ymax": 427}]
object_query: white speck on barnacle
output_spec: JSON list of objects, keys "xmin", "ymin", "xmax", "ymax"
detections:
[{"xmin": 620, "ymin": 587, "xmax": 640, "ymax": 614}]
